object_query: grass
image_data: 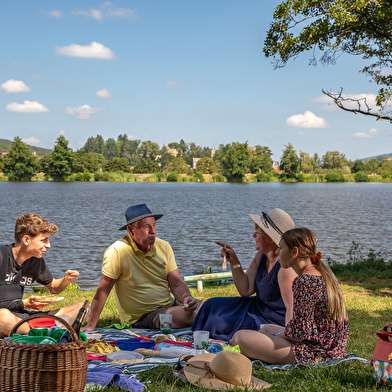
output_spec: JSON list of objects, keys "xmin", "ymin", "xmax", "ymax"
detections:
[{"xmin": 25, "ymin": 245, "xmax": 392, "ymax": 391}]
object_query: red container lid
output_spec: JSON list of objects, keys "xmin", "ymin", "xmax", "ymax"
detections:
[{"xmin": 28, "ymin": 318, "xmax": 56, "ymax": 328}]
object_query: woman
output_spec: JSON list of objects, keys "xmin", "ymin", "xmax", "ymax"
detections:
[
  {"xmin": 232, "ymin": 228, "xmax": 349, "ymax": 365},
  {"xmin": 191, "ymin": 208, "xmax": 296, "ymax": 340}
]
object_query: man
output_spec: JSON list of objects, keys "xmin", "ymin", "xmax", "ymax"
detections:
[
  {"xmin": 82, "ymin": 203, "xmax": 200, "ymax": 331},
  {"xmin": 0, "ymin": 213, "xmax": 84, "ymax": 337}
]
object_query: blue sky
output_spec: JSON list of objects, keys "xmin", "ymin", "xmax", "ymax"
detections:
[{"xmin": 1, "ymin": 1, "xmax": 391, "ymax": 161}]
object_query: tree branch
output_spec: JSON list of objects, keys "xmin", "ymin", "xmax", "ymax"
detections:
[{"xmin": 322, "ymin": 88, "xmax": 392, "ymax": 122}]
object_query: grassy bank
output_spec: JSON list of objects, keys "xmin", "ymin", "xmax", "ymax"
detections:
[{"xmin": 27, "ymin": 274, "xmax": 392, "ymax": 391}]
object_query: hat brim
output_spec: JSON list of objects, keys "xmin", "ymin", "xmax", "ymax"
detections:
[
  {"xmin": 248, "ymin": 214, "xmax": 280, "ymax": 246},
  {"xmin": 119, "ymin": 214, "xmax": 163, "ymax": 230},
  {"xmin": 183, "ymin": 354, "xmax": 271, "ymax": 390}
]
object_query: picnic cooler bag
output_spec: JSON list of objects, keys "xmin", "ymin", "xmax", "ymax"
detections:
[
  {"xmin": 0, "ymin": 314, "xmax": 88, "ymax": 392},
  {"xmin": 373, "ymin": 323, "xmax": 392, "ymax": 386}
]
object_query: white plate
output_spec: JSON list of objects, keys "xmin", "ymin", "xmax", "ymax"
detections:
[
  {"xmin": 36, "ymin": 296, "xmax": 64, "ymax": 303},
  {"xmin": 106, "ymin": 351, "xmax": 144, "ymax": 362}
]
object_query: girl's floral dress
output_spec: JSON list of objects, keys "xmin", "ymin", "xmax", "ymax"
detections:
[{"xmin": 284, "ymin": 274, "xmax": 349, "ymax": 364}]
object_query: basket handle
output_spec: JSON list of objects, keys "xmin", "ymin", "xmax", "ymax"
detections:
[{"xmin": 9, "ymin": 313, "xmax": 79, "ymax": 342}]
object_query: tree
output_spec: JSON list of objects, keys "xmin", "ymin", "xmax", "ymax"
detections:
[
  {"xmin": 299, "ymin": 150, "xmax": 314, "ymax": 174},
  {"xmin": 138, "ymin": 141, "xmax": 160, "ymax": 160},
  {"xmin": 104, "ymin": 157, "xmax": 131, "ymax": 173},
  {"xmin": 73, "ymin": 150, "xmax": 99, "ymax": 173},
  {"xmin": 322, "ymin": 151, "xmax": 347, "ymax": 171},
  {"xmin": 195, "ymin": 157, "xmax": 218, "ymax": 174},
  {"xmin": 47, "ymin": 136, "xmax": 75, "ymax": 180},
  {"xmin": 264, "ymin": 0, "xmax": 392, "ymax": 121},
  {"xmin": 164, "ymin": 157, "xmax": 189, "ymax": 174},
  {"xmin": 220, "ymin": 142, "xmax": 251, "ymax": 181},
  {"xmin": 250, "ymin": 145, "xmax": 273, "ymax": 174},
  {"xmin": 367, "ymin": 158, "xmax": 380, "ymax": 173},
  {"xmin": 132, "ymin": 158, "xmax": 160, "ymax": 173},
  {"xmin": 3, "ymin": 136, "xmax": 39, "ymax": 180},
  {"xmin": 351, "ymin": 159, "xmax": 366, "ymax": 174},
  {"xmin": 279, "ymin": 143, "xmax": 299, "ymax": 178},
  {"xmin": 378, "ymin": 159, "xmax": 392, "ymax": 176},
  {"xmin": 83, "ymin": 135, "xmax": 106, "ymax": 154}
]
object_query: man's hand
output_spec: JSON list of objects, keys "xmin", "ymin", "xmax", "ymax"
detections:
[
  {"xmin": 23, "ymin": 296, "xmax": 51, "ymax": 310},
  {"xmin": 64, "ymin": 270, "xmax": 79, "ymax": 284},
  {"xmin": 183, "ymin": 295, "xmax": 197, "ymax": 312}
]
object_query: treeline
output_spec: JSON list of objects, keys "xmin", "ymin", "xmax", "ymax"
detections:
[{"xmin": 1, "ymin": 135, "xmax": 392, "ymax": 182}]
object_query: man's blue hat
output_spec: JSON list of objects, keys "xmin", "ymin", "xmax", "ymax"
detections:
[{"xmin": 119, "ymin": 203, "xmax": 163, "ymax": 230}]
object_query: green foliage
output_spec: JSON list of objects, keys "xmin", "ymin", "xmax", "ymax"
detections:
[
  {"xmin": 0, "ymin": 156, "xmax": 4, "ymax": 172},
  {"xmin": 354, "ymin": 171, "xmax": 369, "ymax": 182},
  {"xmin": 3, "ymin": 137, "xmax": 39, "ymax": 181},
  {"xmin": 193, "ymin": 171, "xmax": 205, "ymax": 182},
  {"xmin": 164, "ymin": 157, "xmax": 189, "ymax": 174},
  {"xmin": 328, "ymin": 242, "xmax": 392, "ymax": 282},
  {"xmin": 47, "ymin": 135, "xmax": 75, "ymax": 180},
  {"xmin": 322, "ymin": 151, "xmax": 348, "ymax": 171},
  {"xmin": 195, "ymin": 157, "xmax": 217, "ymax": 174},
  {"xmin": 256, "ymin": 172, "xmax": 271, "ymax": 182},
  {"xmin": 325, "ymin": 173, "xmax": 344, "ymax": 182},
  {"xmin": 351, "ymin": 159, "xmax": 366, "ymax": 174},
  {"xmin": 295, "ymin": 173, "xmax": 305, "ymax": 182},
  {"xmin": 377, "ymin": 159, "xmax": 392, "ymax": 176},
  {"xmin": 132, "ymin": 158, "xmax": 160, "ymax": 174},
  {"xmin": 264, "ymin": 0, "xmax": 392, "ymax": 120},
  {"xmin": 279, "ymin": 143, "xmax": 299, "ymax": 178},
  {"xmin": 138, "ymin": 140, "xmax": 160, "ymax": 160},
  {"xmin": 167, "ymin": 171, "xmax": 179, "ymax": 182},
  {"xmin": 104, "ymin": 157, "xmax": 131, "ymax": 173},
  {"xmin": 73, "ymin": 150, "xmax": 99, "ymax": 173},
  {"xmin": 219, "ymin": 142, "xmax": 251, "ymax": 181},
  {"xmin": 212, "ymin": 174, "xmax": 226, "ymax": 182},
  {"xmin": 250, "ymin": 145, "xmax": 273, "ymax": 174}
]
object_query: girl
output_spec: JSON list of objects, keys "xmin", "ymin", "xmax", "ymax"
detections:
[{"xmin": 232, "ymin": 227, "xmax": 348, "ymax": 365}]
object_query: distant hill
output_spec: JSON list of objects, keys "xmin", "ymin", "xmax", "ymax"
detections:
[
  {"xmin": 0, "ymin": 138, "xmax": 52, "ymax": 157},
  {"xmin": 362, "ymin": 152, "xmax": 392, "ymax": 162}
]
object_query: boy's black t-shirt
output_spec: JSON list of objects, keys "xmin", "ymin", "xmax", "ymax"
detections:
[{"xmin": 0, "ymin": 244, "xmax": 53, "ymax": 302}]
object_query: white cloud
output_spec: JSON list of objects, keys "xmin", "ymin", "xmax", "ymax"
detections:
[
  {"xmin": 286, "ymin": 111, "xmax": 328, "ymax": 128},
  {"xmin": 59, "ymin": 130, "xmax": 66, "ymax": 135},
  {"xmin": 72, "ymin": 3, "xmax": 138, "ymax": 21},
  {"xmin": 54, "ymin": 41, "xmax": 115, "ymax": 59},
  {"xmin": 353, "ymin": 132, "xmax": 370, "ymax": 138},
  {"xmin": 22, "ymin": 137, "xmax": 40, "ymax": 144},
  {"xmin": 96, "ymin": 88, "xmax": 113, "ymax": 98},
  {"xmin": 166, "ymin": 80, "xmax": 184, "ymax": 88},
  {"xmin": 6, "ymin": 100, "xmax": 50, "ymax": 113},
  {"xmin": 65, "ymin": 104, "xmax": 104, "ymax": 119},
  {"xmin": 353, "ymin": 128, "xmax": 378, "ymax": 138},
  {"xmin": 1, "ymin": 79, "xmax": 31, "ymax": 94},
  {"xmin": 48, "ymin": 10, "xmax": 64, "ymax": 18},
  {"xmin": 298, "ymin": 130, "xmax": 305, "ymax": 135}
]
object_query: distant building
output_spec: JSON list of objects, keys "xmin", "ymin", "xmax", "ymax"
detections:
[
  {"xmin": 164, "ymin": 146, "xmax": 179, "ymax": 157},
  {"xmin": 192, "ymin": 157, "xmax": 201, "ymax": 169},
  {"xmin": 273, "ymin": 161, "xmax": 281, "ymax": 173},
  {"xmin": 1, "ymin": 152, "xmax": 7, "ymax": 157}
]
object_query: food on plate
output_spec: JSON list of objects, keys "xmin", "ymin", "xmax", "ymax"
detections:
[{"xmin": 36, "ymin": 295, "xmax": 64, "ymax": 303}]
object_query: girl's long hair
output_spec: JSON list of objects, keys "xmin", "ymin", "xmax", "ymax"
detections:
[{"xmin": 282, "ymin": 227, "xmax": 346, "ymax": 324}]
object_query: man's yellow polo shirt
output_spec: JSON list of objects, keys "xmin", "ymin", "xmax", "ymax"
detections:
[{"xmin": 102, "ymin": 235, "xmax": 177, "ymax": 324}]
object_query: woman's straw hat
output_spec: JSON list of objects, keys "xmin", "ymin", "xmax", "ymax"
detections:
[
  {"xmin": 248, "ymin": 208, "xmax": 294, "ymax": 246},
  {"xmin": 183, "ymin": 350, "xmax": 271, "ymax": 390}
]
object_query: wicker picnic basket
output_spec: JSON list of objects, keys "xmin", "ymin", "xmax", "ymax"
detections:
[{"xmin": 0, "ymin": 313, "xmax": 88, "ymax": 392}]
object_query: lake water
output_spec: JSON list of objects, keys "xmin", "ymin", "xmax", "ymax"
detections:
[{"xmin": 1, "ymin": 181, "xmax": 391, "ymax": 288}]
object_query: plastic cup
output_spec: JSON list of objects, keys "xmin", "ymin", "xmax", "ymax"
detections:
[
  {"xmin": 193, "ymin": 330, "xmax": 209, "ymax": 350},
  {"xmin": 159, "ymin": 313, "xmax": 172, "ymax": 334}
]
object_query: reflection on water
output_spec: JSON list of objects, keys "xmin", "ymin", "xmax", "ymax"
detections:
[{"xmin": 1, "ymin": 181, "xmax": 391, "ymax": 288}]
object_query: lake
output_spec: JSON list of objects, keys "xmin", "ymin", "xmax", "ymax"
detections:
[{"xmin": 1, "ymin": 181, "xmax": 391, "ymax": 288}]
